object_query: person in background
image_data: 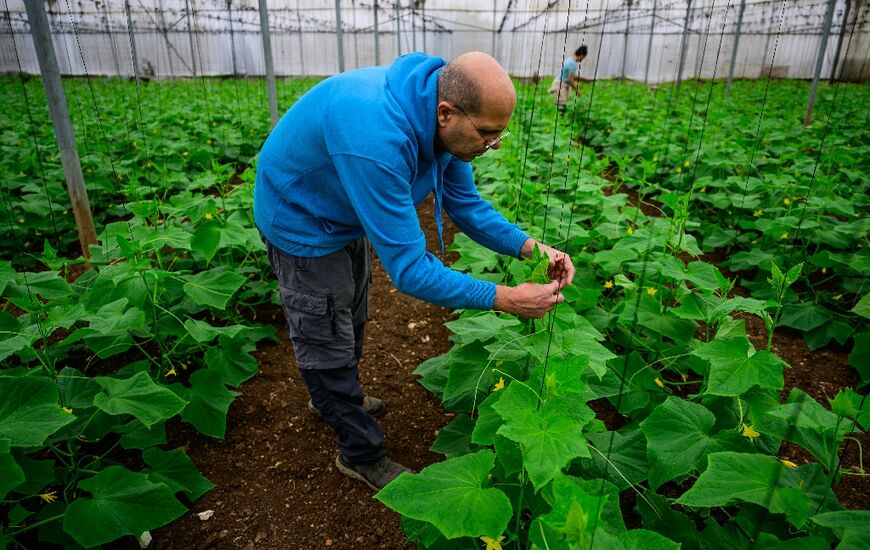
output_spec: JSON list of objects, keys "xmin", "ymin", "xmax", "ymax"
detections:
[
  {"xmin": 254, "ymin": 51, "xmax": 575, "ymax": 491},
  {"xmin": 548, "ymin": 45, "xmax": 588, "ymax": 115}
]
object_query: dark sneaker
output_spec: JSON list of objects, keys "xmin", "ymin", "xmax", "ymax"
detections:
[
  {"xmin": 335, "ymin": 454, "xmax": 411, "ymax": 491},
  {"xmin": 307, "ymin": 395, "xmax": 385, "ymax": 417}
]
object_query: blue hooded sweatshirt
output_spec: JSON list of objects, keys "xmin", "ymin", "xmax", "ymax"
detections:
[{"xmin": 253, "ymin": 53, "xmax": 530, "ymax": 310}]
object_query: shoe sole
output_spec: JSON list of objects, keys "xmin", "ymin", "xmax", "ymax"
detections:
[{"xmin": 334, "ymin": 455, "xmax": 380, "ymax": 492}]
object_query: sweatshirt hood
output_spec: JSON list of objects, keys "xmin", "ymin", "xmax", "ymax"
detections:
[{"xmin": 385, "ymin": 52, "xmax": 445, "ymax": 163}]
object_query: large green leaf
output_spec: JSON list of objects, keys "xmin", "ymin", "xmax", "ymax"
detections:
[
  {"xmin": 848, "ymin": 332, "xmax": 869, "ymax": 386},
  {"xmin": 203, "ymin": 334, "xmax": 259, "ymax": 387},
  {"xmin": 640, "ymin": 397, "xmax": 749, "ymax": 489},
  {"xmin": 183, "ymin": 319, "xmax": 247, "ymax": 343},
  {"xmin": 374, "ymin": 450, "xmax": 511, "ymax": 540},
  {"xmin": 143, "ymin": 447, "xmax": 215, "ymax": 500},
  {"xmin": 190, "ymin": 220, "xmax": 222, "ymax": 262},
  {"xmin": 578, "ymin": 428, "xmax": 649, "ymax": 491},
  {"xmin": 0, "ymin": 439, "xmax": 24, "ymax": 500},
  {"xmin": 181, "ymin": 268, "xmax": 247, "ymax": 310},
  {"xmin": 763, "ymin": 389, "xmax": 853, "ymax": 467},
  {"xmin": 179, "ymin": 369, "xmax": 238, "ymax": 438},
  {"xmin": 536, "ymin": 473, "xmax": 610, "ymax": 547},
  {"xmin": 0, "ymin": 312, "xmax": 39, "ymax": 362},
  {"xmin": 442, "ymin": 342, "xmax": 497, "ymax": 412},
  {"xmin": 444, "ymin": 313, "xmax": 522, "ymax": 345},
  {"xmin": 431, "ymin": 414, "xmax": 476, "ymax": 458},
  {"xmin": 9, "ymin": 270, "xmax": 72, "ymax": 301},
  {"xmin": 692, "ymin": 336, "xmax": 785, "ymax": 396},
  {"xmin": 64, "ymin": 466, "xmax": 186, "ymax": 548},
  {"xmin": 852, "ymin": 293, "xmax": 870, "ymax": 320},
  {"xmin": 779, "ymin": 303, "xmax": 833, "ymax": 332},
  {"xmin": 56, "ymin": 367, "xmax": 101, "ymax": 409},
  {"xmin": 810, "ymin": 511, "xmax": 870, "ymax": 550},
  {"xmin": 0, "ymin": 375, "xmax": 76, "ymax": 447},
  {"xmin": 493, "ymin": 379, "xmax": 594, "ymax": 490},
  {"xmin": 81, "ymin": 298, "xmax": 148, "ymax": 358},
  {"xmin": 93, "ymin": 371, "xmax": 187, "ymax": 428},
  {"xmin": 0, "ymin": 260, "xmax": 14, "ymax": 296},
  {"xmin": 677, "ymin": 451, "xmax": 810, "ymax": 528}
]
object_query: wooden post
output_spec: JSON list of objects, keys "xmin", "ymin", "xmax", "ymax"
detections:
[{"xmin": 24, "ymin": 0, "xmax": 97, "ymax": 258}]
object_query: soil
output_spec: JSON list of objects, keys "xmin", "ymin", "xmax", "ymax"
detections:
[{"xmin": 119, "ymin": 198, "xmax": 865, "ymax": 550}]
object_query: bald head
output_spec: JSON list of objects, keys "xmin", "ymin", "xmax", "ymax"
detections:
[{"xmin": 438, "ymin": 51, "xmax": 516, "ymax": 117}]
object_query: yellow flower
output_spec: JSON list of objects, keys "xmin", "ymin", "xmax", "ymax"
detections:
[
  {"xmin": 780, "ymin": 232, "xmax": 789, "ymax": 240},
  {"xmin": 654, "ymin": 378, "xmax": 665, "ymax": 388},
  {"xmin": 753, "ymin": 210, "xmax": 763, "ymax": 217},
  {"xmin": 833, "ymin": 294, "xmax": 843, "ymax": 301},
  {"xmin": 39, "ymin": 491, "xmax": 57, "ymax": 504},
  {"xmin": 204, "ymin": 213, "xmax": 214, "ymax": 221},
  {"xmin": 783, "ymin": 198, "xmax": 791, "ymax": 206},
  {"xmin": 63, "ymin": 407, "xmax": 73, "ymax": 414},
  {"xmin": 166, "ymin": 368, "xmax": 177, "ymax": 378},
  {"xmin": 646, "ymin": 287, "xmax": 657, "ymax": 296},
  {"xmin": 676, "ymin": 167, "xmax": 682, "ymax": 174},
  {"xmin": 17, "ymin": 217, "xmax": 24, "ymax": 224},
  {"xmin": 780, "ymin": 459, "xmax": 798, "ymax": 469},
  {"xmin": 182, "ymin": 151, "xmax": 189, "ymax": 157},
  {"xmin": 480, "ymin": 536, "xmax": 505, "ymax": 550},
  {"xmin": 821, "ymin": 267, "xmax": 827, "ymax": 274},
  {"xmin": 492, "ymin": 377, "xmax": 505, "ymax": 392},
  {"xmin": 684, "ymin": 160, "xmax": 690, "ymax": 167},
  {"xmin": 741, "ymin": 423, "xmax": 760, "ymax": 442},
  {"xmin": 627, "ymin": 226, "xmax": 633, "ymax": 236},
  {"xmin": 604, "ymin": 280, "xmax": 614, "ymax": 289}
]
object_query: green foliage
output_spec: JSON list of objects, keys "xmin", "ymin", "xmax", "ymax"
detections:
[
  {"xmin": 0, "ymin": 76, "xmax": 304, "ymax": 547},
  {"xmin": 381, "ymin": 80, "xmax": 867, "ymax": 549}
]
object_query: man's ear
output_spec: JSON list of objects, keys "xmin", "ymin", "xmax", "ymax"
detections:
[{"xmin": 436, "ymin": 101, "xmax": 454, "ymax": 127}]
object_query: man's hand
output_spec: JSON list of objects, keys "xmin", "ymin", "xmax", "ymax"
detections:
[
  {"xmin": 494, "ymin": 281, "xmax": 564, "ymax": 318},
  {"xmin": 520, "ymin": 239, "xmax": 576, "ymax": 288}
]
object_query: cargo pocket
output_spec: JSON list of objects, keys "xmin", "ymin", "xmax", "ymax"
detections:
[{"xmin": 280, "ymin": 287, "xmax": 335, "ymax": 344}]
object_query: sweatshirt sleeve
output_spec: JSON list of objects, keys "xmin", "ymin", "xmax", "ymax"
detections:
[
  {"xmin": 441, "ymin": 159, "xmax": 530, "ymax": 257},
  {"xmin": 330, "ymin": 153, "xmax": 497, "ymax": 310}
]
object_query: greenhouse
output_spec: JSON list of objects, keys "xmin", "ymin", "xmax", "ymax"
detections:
[{"xmin": 0, "ymin": 0, "xmax": 868, "ymax": 548}]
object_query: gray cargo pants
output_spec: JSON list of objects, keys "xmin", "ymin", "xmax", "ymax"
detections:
[{"xmin": 263, "ymin": 235, "xmax": 385, "ymax": 464}]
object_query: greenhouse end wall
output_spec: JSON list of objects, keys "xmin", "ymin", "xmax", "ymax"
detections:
[{"xmin": 1, "ymin": 1, "xmax": 868, "ymax": 82}]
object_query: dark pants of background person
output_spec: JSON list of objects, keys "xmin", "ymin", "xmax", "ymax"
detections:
[{"xmin": 263, "ymin": 235, "xmax": 385, "ymax": 465}]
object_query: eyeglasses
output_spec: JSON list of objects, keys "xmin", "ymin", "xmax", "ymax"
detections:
[{"xmin": 454, "ymin": 105, "xmax": 511, "ymax": 150}]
